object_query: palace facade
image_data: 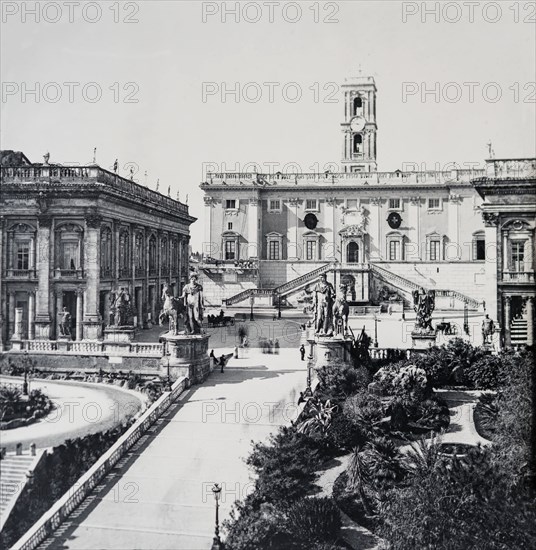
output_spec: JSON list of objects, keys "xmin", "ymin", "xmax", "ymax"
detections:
[
  {"xmin": 200, "ymin": 75, "xmax": 535, "ymax": 347},
  {"xmin": 0, "ymin": 151, "xmax": 195, "ymax": 348}
]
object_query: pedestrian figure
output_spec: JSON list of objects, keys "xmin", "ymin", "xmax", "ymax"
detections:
[
  {"xmin": 220, "ymin": 354, "xmax": 226, "ymax": 373},
  {"xmin": 298, "ymin": 391, "xmax": 305, "ymax": 405},
  {"xmin": 299, "ymin": 344, "xmax": 306, "ymax": 361},
  {"xmin": 274, "ymin": 339, "xmax": 280, "ymax": 354},
  {"xmin": 209, "ymin": 349, "xmax": 216, "ymax": 370},
  {"xmin": 234, "ymin": 346, "xmax": 239, "ymax": 359},
  {"xmin": 268, "ymin": 339, "xmax": 274, "ymax": 354},
  {"xmin": 388, "ymin": 303, "xmax": 393, "ymax": 316}
]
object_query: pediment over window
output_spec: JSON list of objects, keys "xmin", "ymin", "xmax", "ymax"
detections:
[
  {"xmin": 56, "ymin": 223, "xmax": 83, "ymax": 233},
  {"xmin": 8, "ymin": 222, "xmax": 36, "ymax": 232},
  {"xmin": 265, "ymin": 231, "xmax": 283, "ymax": 238},
  {"xmin": 502, "ymin": 219, "xmax": 531, "ymax": 231},
  {"xmin": 339, "ymin": 225, "xmax": 365, "ymax": 237},
  {"xmin": 222, "ymin": 230, "xmax": 240, "ymax": 237}
]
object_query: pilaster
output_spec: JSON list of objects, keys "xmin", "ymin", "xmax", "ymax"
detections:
[{"xmin": 34, "ymin": 215, "xmax": 53, "ymax": 339}]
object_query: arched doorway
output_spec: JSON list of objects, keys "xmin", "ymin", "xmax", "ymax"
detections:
[{"xmin": 347, "ymin": 241, "xmax": 359, "ymax": 263}]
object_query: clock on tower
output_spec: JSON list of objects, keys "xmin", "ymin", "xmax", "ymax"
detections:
[{"xmin": 340, "ymin": 75, "xmax": 378, "ymax": 173}]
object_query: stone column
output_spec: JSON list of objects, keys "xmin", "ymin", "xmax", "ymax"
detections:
[
  {"xmin": 34, "ymin": 215, "xmax": 53, "ymax": 339},
  {"xmin": 55, "ymin": 292, "xmax": 63, "ymax": 339},
  {"xmin": 526, "ymin": 296, "xmax": 534, "ymax": 346},
  {"xmin": 83, "ymin": 215, "xmax": 102, "ymax": 339},
  {"xmin": 369, "ymin": 197, "xmax": 382, "ymax": 260},
  {"xmin": 326, "ymin": 198, "xmax": 337, "ymax": 261},
  {"xmin": 203, "ymin": 197, "xmax": 214, "ymax": 258},
  {"xmin": 28, "ymin": 291, "xmax": 35, "ymax": 340},
  {"xmin": 447, "ymin": 194, "xmax": 461, "ymax": 260},
  {"xmin": 13, "ymin": 307, "xmax": 23, "ymax": 339},
  {"xmin": 408, "ymin": 197, "xmax": 421, "ymax": 261},
  {"xmin": 482, "ymin": 212, "xmax": 499, "ymax": 321},
  {"xmin": 504, "ymin": 296, "xmax": 511, "ymax": 348},
  {"xmin": 11, "ymin": 307, "xmax": 24, "ymax": 350},
  {"xmin": 248, "ymin": 197, "xmax": 260, "ymax": 258},
  {"xmin": 8, "ymin": 291, "xmax": 16, "ymax": 340},
  {"xmin": 287, "ymin": 198, "xmax": 300, "ymax": 260},
  {"xmin": 76, "ymin": 289, "xmax": 84, "ymax": 341}
]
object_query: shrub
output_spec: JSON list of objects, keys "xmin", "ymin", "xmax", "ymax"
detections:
[
  {"xmin": 286, "ymin": 497, "xmax": 341, "ymax": 544},
  {"xmin": 316, "ymin": 365, "xmax": 370, "ymax": 403},
  {"xmin": 224, "ymin": 499, "xmax": 294, "ymax": 550},
  {"xmin": 247, "ymin": 426, "xmax": 323, "ymax": 503}
]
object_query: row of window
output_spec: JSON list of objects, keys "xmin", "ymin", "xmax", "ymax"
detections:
[{"xmin": 224, "ymin": 198, "xmax": 445, "ymax": 212}]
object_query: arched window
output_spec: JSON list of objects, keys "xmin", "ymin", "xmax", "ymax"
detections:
[
  {"xmin": 353, "ymin": 96, "xmax": 362, "ymax": 115},
  {"xmin": 55, "ymin": 223, "xmax": 84, "ymax": 274},
  {"xmin": 134, "ymin": 232, "xmax": 144, "ymax": 274},
  {"xmin": 8, "ymin": 223, "xmax": 36, "ymax": 274},
  {"xmin": 149, "ymin": 235, "xmax": 157, "ymax": 275},
  {"xmin": 161, "ymin": 237, "xmax": 169, "ymax": 270},
  {"xmin": 119, "ymin": 229, "xmax": 130, "ymax": 276},
  {"xmin": 353, "ymin": 133, "xmax": 363, "ymax": 153},
  {"xmin": 472, "ymin": 231, "xmax": 485, "ymax": 261},
  {"xmin": 100, "ymin": 226, "xmax": 113, "ymax": 277},
  {"xmin": 347, "ymin": 241, "xmax": 359, "ymax": 263}
]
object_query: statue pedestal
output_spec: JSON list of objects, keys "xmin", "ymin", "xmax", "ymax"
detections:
[
  {"xmin": 103, "ymin": 326, "xmax": 136, "ymax": 354},
  {"xmin": 104, "ymin": 326, "xmax": 136, "ymax": 343},
  {"xmin": 160, "ymin": 332, "xmax": 211, "ymax": 384},
  {"xmin": 57, "ymin": 335, "xmax": 72, "ymax": 352},
  {"xmin": 313, "ymin": 335, "xmax": 354, "ymax": 371},
  {"xmin": 411, "ymin": 330, "xmax": 437, "ymax": 350}
]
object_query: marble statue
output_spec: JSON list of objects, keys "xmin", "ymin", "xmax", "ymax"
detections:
[
  {"xmin": 181, "ymin": 273, "xmax": 204, "ymax": 334},
  {"xmin": 312, "ymin": 273, "xmax": 335, "ymax": 336}
]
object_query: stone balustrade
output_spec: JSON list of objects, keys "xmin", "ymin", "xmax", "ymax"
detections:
[
  {"xmin": 17, "ymin": 340, "xmax": 163, "ymax": 357},
  {"xmin": 1, "ymin": 165, "xmax": 190, "ymax": 217},
  {"xmin": 11, "ymin": 376, "xmax": 188, "ymax": 550},
  {"xmin": 203, "ymin": 168, "xmax": 486, "ymax": 187}
]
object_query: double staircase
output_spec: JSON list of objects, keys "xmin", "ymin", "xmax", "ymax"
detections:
[
  {"xmin": 224, "ymin": 263, "xmax": 336, "ymax": 306},
  {"xmin": 370, "ymin": 264, "xmax": 480, "ymax": 310},
  {"xmin": 224, "ymin": 261, "xmax": 481, "ymax": 310}
]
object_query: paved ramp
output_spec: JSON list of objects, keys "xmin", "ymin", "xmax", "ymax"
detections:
[{"xmin": 37, "ymin": 349, "xmax": 306, "ymax": 550}]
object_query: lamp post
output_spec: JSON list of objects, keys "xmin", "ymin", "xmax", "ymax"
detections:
[
  {"xmin": 373, "ymin": 314, "xmax": 380, "ymax": 348},
  {"xmin": 277, "ymin": 293, "xmax": 282, "ymax": 319},
  {"xmin": 211, "ymin": 483, "xmax": 223, "ymax": 550},
  {"xmin": 22, "ymin": 350, "xmax": 30, "ymax": 396},
  {"xmin": 249, "ymin": 295, "xmax": 255, "ymax": 321},
  {"xmin": 166, "ymin": 353, "xmax": 172, "ymax": 391}
]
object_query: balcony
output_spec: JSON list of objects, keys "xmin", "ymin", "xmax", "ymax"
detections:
[
  {"xmin": 502, "ymin": 271, "xmax": 535, "ymax": 284},
  {"xmin": 55, "ymin": 268, "xmax": 84, "ymax": 279},
  {"xmin": 5, "ymin": 268, "xmax": 37, "ymax": 279}
]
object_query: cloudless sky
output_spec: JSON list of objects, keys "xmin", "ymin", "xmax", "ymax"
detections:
[{"xmin": 1, "ymin": 0, "xmax": 535, "ymax": 249}]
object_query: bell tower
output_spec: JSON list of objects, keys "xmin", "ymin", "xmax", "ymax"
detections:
[{"xmin": 341, "ymin": 75, "xmax": 377, "ymax": 172}]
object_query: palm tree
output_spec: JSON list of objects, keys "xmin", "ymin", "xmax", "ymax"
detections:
[
  {"xmin": 346, "ymin": 446, "xmax": 375, "ymax": 516},
  {"xmin": 297, "ymin": 398, "xmax": 338, "ymax": 436},
  {"xmin": 405, "ymin": 432, "xmax": 443, "ymax": 478},
  {"xmin": 364, "ymin": 436, "xmax": 407, "ymax": 488}
]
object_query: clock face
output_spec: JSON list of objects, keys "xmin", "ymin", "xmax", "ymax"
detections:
[
  {"xmin": 350, "ymin": 116, "xmax": 366, "ymax": 132},
  {"xmin": 387, "ymin": 212, "xmax": 402, "ymax": 229},
  {"xmin": 304, "ymin": 213, "xmax": 318, "ymax": 230}
]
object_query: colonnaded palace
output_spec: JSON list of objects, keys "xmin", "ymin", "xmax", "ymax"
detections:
[
  {"xmin": 1, "ymin": 75, "xmax": 535, "ymax": 349},
  {"xmin": 0, "ymin": 154, "xmax": 195, "ymax": 347}
]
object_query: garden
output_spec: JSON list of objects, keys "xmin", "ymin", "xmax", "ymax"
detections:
[
  {"xmin": 223, "ymin": 338, "xmax": 536, "ymax": 550},
  {"xmin": 0, "ymin": 384, "xmax": 54, "ymax": 429}
]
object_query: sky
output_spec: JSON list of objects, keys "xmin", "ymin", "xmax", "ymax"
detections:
[{"xmin": 1, "ymin": 0, "xmax": 535, "ymax": 250}]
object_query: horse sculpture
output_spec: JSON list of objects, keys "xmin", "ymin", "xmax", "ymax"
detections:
[
  {"xmin": 159, "ymin": 283, "xmax": 184, "ymax": 335},
  {"xmin": 332, "ymin": 284, "xmax": 350, "ymax": 337}
]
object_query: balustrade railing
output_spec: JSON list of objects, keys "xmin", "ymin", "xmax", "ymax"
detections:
[
  {"xmin": 1, "ymin": 165, "xmax": 190, "ymax": 216},
  {"xmin": 502, "ymin": 271, "xmax": 535, "ymax": 283},
  {"xmin": 6, "ymin": 269, "xmax": 37, "ymax": 278},
  {"xmin": 12, "ymin": 377, "xmax": 188, "ymax": 550},
  {"xmin": 17, "ymin": 340, "xmax": 163, "ymax": 356},
  {"xmin": 55, "ymin": 269, "xmax": 84, "ymax": 279}
]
